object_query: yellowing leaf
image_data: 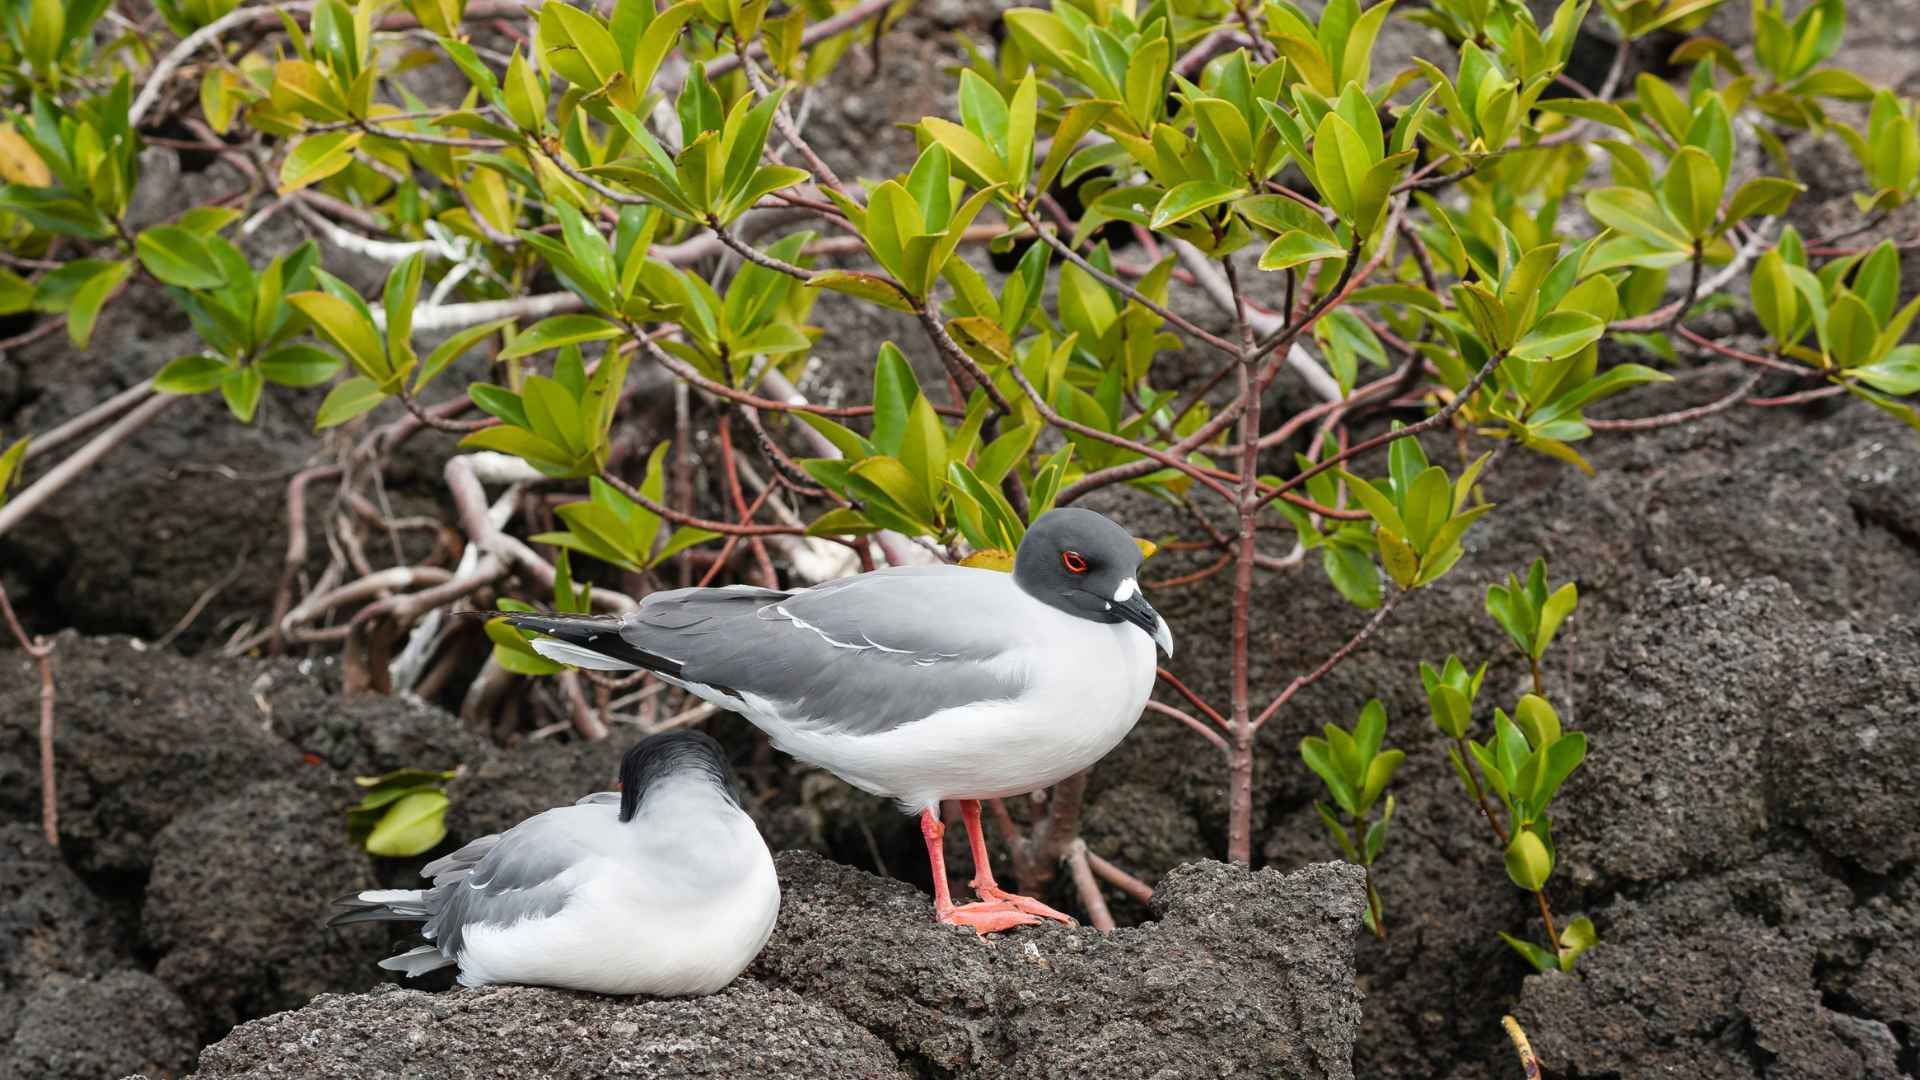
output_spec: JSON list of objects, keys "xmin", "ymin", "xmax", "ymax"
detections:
[{"xmin": 0, "ymin": 129, "xmax": 50, "ymax": 186}]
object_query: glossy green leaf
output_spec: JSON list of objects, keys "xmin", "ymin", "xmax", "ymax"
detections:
[
  {"xmin": 500, "ymin": 314, "xmax": 624, "ymax": 359},
  {"xmin": 314, "ymin": 375, "xmax": 386, "ymax": 429},
  {"xmin": 364, "ymin": 790, "xmax": 450, "ymax": 857},
  {"xmin": 136, "ymin": 225, "xmax": 227, "ymax": 289}
]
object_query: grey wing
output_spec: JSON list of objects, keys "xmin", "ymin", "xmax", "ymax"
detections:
[
  {"xmin": 417, "ymin": 806, "xmax": 605, "ymax": 959},
  {"xmin": 620, "ymin": 568, "xmax": 1033, "ymax": 736}
]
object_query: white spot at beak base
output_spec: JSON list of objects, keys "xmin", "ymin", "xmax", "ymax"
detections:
[{"xmin": 1112, "ymin": 577, "xmax": 1139, "ymax": 603}]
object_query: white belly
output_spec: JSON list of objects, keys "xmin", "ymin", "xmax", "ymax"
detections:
[
  {"xmin": 453, "ymin": 842, "xmax": 778, "ymax": 996},
  {"xmin": 764, "ymin": 618, "xmax": 1158, "ymax": 811}
]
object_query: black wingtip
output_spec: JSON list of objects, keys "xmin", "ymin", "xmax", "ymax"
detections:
[
  {"xmin": 324, "ymin": 894, "xmax": 426, "ymax": 929},
  {"xmin": 495, "ymin": 611, "xmax": 686, "ymax": 679}
]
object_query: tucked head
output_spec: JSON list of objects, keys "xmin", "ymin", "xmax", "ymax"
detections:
[
  {"xmin": 617, "ymin": 731, "xmax": 742, "ymax": 822},
  {"xmin": 1013, "ymin": 507, "xmax": 1174, "ymax": 656}
]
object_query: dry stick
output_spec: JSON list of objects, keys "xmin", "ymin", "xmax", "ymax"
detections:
[
  {"xmin": 1749, "ymin": 383, "xmax": 1846, "ymax": 407},
  {"xmin": 1065, "ymin": 840, "xmax": 1117, "ymax": 932},
  {"xmin": 1587, "ymin": 371, "xmax": 1764, "ymax": 431},
  {"xmin": 22, "ymin": 380, "xmax": 155, "ymax": 462},
  {"xmin": 1144, "ymin": 700, "xmax": 1229, "ymax": 751},
  {"xmin": 1155, "ymin": 666, "xmax": 1231, "ymax": 730},
  {"xmin": 1085, "ymin": 851, "xmax": 1154, "ymax": 907},
  {"xmin": 0, "ymin": 393, "xmax": 182, "ymax": 539},
  {"xmin": 1673, "ymin": 325, "xmax": 1805, "ymax": 374},
  {"xmin": 597, "ymin": 469, "xmax": 805, "ymax": 537},
  {"xmin": 559, "ymin": 671, "xmax": 609, "ymax": 741},
  {"xmin": 1502, "ymin": 1015, "xmax": 1543, "ymax": 1080},
  {"xmin": 0, "ymin": 585, "xmax": 56, "ymax": 846}
]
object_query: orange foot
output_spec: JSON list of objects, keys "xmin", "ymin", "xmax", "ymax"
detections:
[
  {"xmin": 975, "ymin": 884, "xmax": 1076, "ymax": 925},
  {"xmin": 939, "ymin": 900, "xmax": 1043, "ymax": 935}
]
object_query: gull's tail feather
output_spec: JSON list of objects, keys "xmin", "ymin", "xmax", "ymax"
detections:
[
  {"xmin": 327, "ymin": 887, "xmax": 432, "ymax": 927},
  {"xmin": 378, "ymin": 944, "xmax": 455, "ymax": 977},
  {"xmin": 498, "ymin": 612, "xmax": 686, "ymax": 677},
  {"xmin": 329, "ymin": 889, "xmax": 459, "ymax": 978}
]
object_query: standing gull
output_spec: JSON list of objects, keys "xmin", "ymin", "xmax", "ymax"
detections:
[
  {"xmin": 329, "ymin": 731, "xmax": 778, "ymax": 995},
  {"xmin": 502, "ymin": 507, "xmax": 1173, "ymax": 934}
]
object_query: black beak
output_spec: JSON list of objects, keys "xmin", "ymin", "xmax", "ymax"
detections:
[{"xmin": 1115, "ymin": 592, "xmax": 1175, "ymax": 657}]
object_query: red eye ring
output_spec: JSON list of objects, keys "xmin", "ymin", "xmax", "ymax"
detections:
[{"xmin": 1061, "ymin": 550, "xmax": 1088, "ymax": 574}]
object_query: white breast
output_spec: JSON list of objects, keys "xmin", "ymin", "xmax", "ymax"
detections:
[{"xmin": 771, "ymin": 609, "xmax": 1159, "ymax": 811}]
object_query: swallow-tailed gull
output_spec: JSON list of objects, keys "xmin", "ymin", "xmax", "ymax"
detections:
[
  {"xmin": 502, "ymin": 507, "xmax": 1173, "ymax": 934},
  {"xmin": 329, "ymin": 731, "xmax": 778, "ymax": 994}
]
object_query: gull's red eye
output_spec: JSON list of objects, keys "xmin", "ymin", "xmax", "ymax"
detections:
[{"xmin": 1062, "ymin": 550, "xmax": 1088, "ymax": 574}]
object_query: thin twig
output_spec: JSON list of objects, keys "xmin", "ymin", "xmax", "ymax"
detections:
[
  {"xmin": 1, "ymin": 584, "xmax": 57, "ymax": 846},
  {"xmin": 0, "ymin": 394, "xmax": 182, "ymax": 539},
  {"xmin": 1253, "ymin": 589, "xmax": 1407, "ymax": 729},
  {"xmin": 1066, "ymin": 839, "xmax": 1117, "ymax": 932}
]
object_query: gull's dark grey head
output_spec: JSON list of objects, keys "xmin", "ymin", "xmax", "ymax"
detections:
[
  {"xmin": 618, "ymin": 731, "xmax": 742, "ymax": 822},
  {"xmin": 1013, "ymin": 507, "xmax": 1174, "ymax": 656}
]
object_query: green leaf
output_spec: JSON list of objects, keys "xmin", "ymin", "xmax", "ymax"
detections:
[
  {"xmin": 1259, "ymin": 230, "xmax": 1349, "ymax": 272},
  {"xmin": 258, "ymin": 344, "xmax": 343, "ymax": 388},
  {"xmin": 221, "ymin": 366, "xmax": 265, "ymax": 423},
  {"xmin": 278, "ymin": 130, "xmax": 363, "ymax": 193},
  {"xmin": 898, "ymin": 394, "xmax": 948, "ymax": 510},
  {"xmin": 416, "ymin": 318, "xmax": 510, "ymax": 391},
  {"xmin": 1558, "ymin": 916, "xmax": 1598, "ymax": 970},
  {"xmin": 499, "ymin": 314, "xmax": 624, "ymax": 359},
  {"xmin": 871, "ymin": 342, "xmax": 919, "ymax": 457},
  {"xmin": 1312, "ymin": 112, "xmax": 1372, "ymax": 222},
  {"xmin": 65, "ymin": 260, "xmax": 131, "ymax": 348},
  {"xmin": 1751, "ymin": 249, "xmax": 1800, "ymax": 343},
  {"xmin": 1584, "ymin": 187, "xmax": 1689, "ymax": 250},
  {"xmin": 1854, "ymin": 345, "xmax": 1920, "ymax": 395},
  {"xmin": 0, "ymin": 436, "xmax": 29, "ymax": 508},
  {"xmin": 152, "ymin": 354, "xmax": 230, "ymax": 394},
  {"xmin": 1535, "ymin": 582, "xmax": 1577, "ymax": 659},
  {"xmin": 290, "ymin": 291, "xmax": 388, "ymax": 382},
  {"xmin": 1149, "ymin": 181, "xmax": 1241, "ymax": 230},
  {"xmin": 1661, "ymin": 146, "xmax": 1724, "ymax": 240},
  {"xmin": 807, "ymin": 270, "xmax": 916, "ymax": 313},
  {"xmin": 1499, "ymin": 932, "xmax": 1561, "ymax": 973},
  {"xmin": 918, "ymin": 116, "xmax": 1008, "ymax": 188},
  {"xmin": 1725, "ymin": 177, "xmax": 1804, "ymax": 223},
  {"xmin": 1403, "ymin": 466, "xmax": 1451, "ymax": 554},
  {"xmin": 363, "ymin": 790, "xmax": 450, "ymax": 857},
  {"xmin": 1511, "ymin": 311, "xmax": 1604, "ymax": 362},
  {"xmin": 1504, "ymin": 828, "xmax": 1553, "ymax": 891},
  {"xmin": 1825, "ymin": 293, "xmax": 1880, "ymax": 367},
  {"xmin": 135, "ymin": 225, "xmax": 227, "ymax": 289},
  {"xmin": 1322, "ymin": 543, "xmax": 1382, "ymax": 610},
  {"xmin": 314, "ymin": 376, "xmax": 385, "ymax": 429}
]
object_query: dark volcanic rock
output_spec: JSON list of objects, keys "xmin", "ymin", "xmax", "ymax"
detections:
[
  {"xmin": 753, "ymin": 852, "xmax": 1366, "ymax": 1079},
  {"xmin": 1510, "ymin": 575, "xmax": 1920, "ymax": 1078},
  {"xmin": 0, "ymin": 825, "xmax": 128, "ymax": 1049},
  {"xmin": 190, "ymin": 981, "xmax": 911, "ymax": 1080},
  {"xmin": 4, "ymin": 968, "xmax": 198, "ymax": 1076},
  {"xmin": 0, "ymin": 636, "xmax": 304, "ymax": 876},
  {"xmin": 142, "ymin": 779, "xmax": 387, "ymax": 1036},
  {"xmin": 1559, "ymin": 573, "xmax": 1920, "ymax": 889},
  {"xmin": 0, "ymin": 636, "xmax": 483, "ymax": 878},
  {"xmin": 3, "ymin": 969, "xmax": 198, "ymax": 1080}
]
